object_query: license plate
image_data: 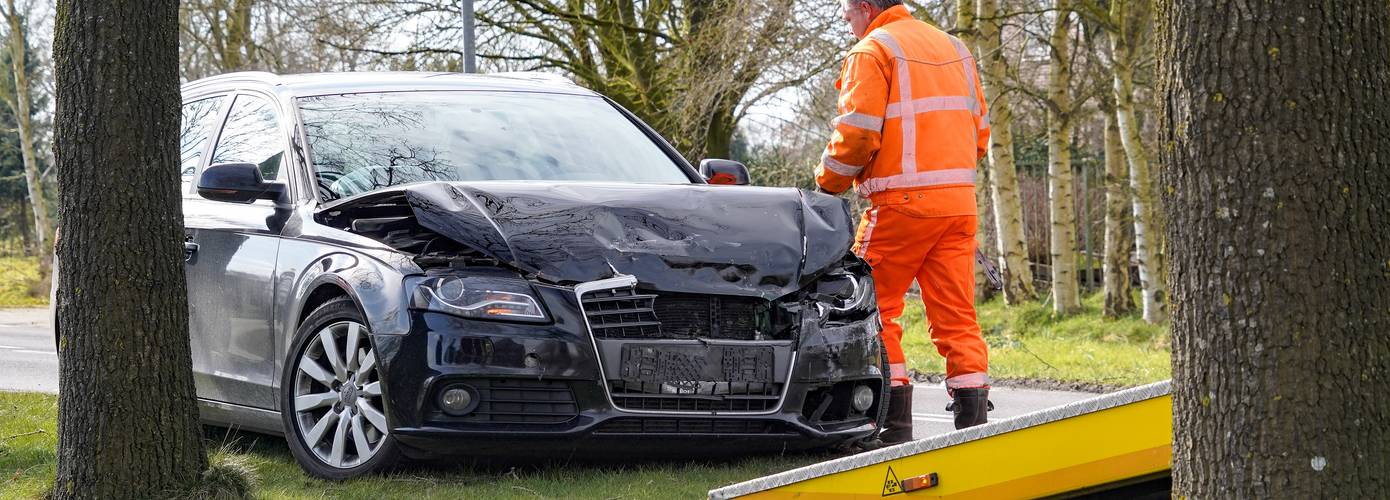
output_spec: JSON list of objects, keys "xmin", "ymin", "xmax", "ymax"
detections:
[{"xmin": 618, "ymin": 345, "xmax": 773, "ymax": 387}]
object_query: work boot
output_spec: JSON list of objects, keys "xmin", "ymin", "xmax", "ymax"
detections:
[
  {"xmin": 879, "ymin": 385, "xmax": 914, "ymax": 444},
  {"xmin": 946, "ymin": 387, "xmax": 992, "ymax": 429}
]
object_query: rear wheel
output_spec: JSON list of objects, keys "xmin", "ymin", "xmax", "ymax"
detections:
[{"xmin": 282, "ymin": 297, "xmax": 399, "ymax": 479}]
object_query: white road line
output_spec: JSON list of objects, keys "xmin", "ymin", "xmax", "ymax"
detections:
[
  {"xmin": 13, "ymin": 349, "xmax": 54, "ymax": 355},
  {"xmin": 0, "ymin": 345, "xmax": 21, "ymax": 349},
  {"xmin": 913, "ymin": 416, "xmax": 954, "ymax": 423}
]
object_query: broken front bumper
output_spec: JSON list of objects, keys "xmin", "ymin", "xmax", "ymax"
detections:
[{"xmin": 371, "ymin": 283, "xmax": 885, "ymax": 457}]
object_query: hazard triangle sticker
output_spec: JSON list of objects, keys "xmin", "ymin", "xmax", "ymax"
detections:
[{"xmin": 882, "ymin": 466, "xmax": 902, "ymax": 496}]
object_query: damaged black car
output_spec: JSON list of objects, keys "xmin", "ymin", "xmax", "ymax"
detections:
[{"xmin": 177, "ymin": 71, "xmax": 886, "ymax": 479}]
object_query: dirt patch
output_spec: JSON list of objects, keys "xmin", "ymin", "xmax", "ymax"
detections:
[{"xmin": 909, "ymin": 368, "xmax": 1130, "ymax": 394}]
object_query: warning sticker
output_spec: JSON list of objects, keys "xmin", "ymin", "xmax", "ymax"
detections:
[{"xmin": 881, "ymin": 466, "xmax": 902, "ymax": 496}]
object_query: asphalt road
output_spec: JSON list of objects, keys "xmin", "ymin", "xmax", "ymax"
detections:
[{"xmin": 0, "ymin": 308, "xmax": 1096, "ymax": 439}]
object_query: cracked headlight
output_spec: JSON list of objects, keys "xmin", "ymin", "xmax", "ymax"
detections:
[
  {"xmin": 816, "ymin": 272, "xmax": 874, "ymax": 315},
  {"xmin": 412, "ymin": 276, "xmax": 548, "ymax": 323}
]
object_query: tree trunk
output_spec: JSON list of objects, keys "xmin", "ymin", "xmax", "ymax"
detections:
[
  {"xmin": 977, "ymin": 0, "xmax": 1036, "ymax": 304},
  {"xmin": 1101, "ymin": 105, "xmax": 1134, "ymax": 317},
  {"xmin": 956, "ymin": 0, "xmax": 992, "ymax": 302},
  {"xmin": 3, "ymin": 1, "xmax": 51, "ymax": 292},
  {"xmin": 1111, "ymin": 1, "xmax": 1166, "ymax": 323},
  {"xmin": 52, "ymin": 1, "xmax": 206, "ymax": 498},
  {"xmin": 221, "ymin": 0, "xmax": 256, "ymax": 71},
  {"xmin": 1158, "ymin": 1, "xmax": 1390, "ymax": 497},
  {"xmin": 1046, "ymin": 0, "xmax": 1081, "ymax": 315}
]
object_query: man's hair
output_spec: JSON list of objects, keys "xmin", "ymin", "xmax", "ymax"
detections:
[{"xmin": 860, "ymin": 0, "xmax": 904, "ymax": 9}]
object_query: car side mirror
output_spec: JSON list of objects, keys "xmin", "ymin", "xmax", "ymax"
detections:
[
  {"xmin": 699, "ymin": 159, "xmax": 750, "ymax": 186},
  {"xmin": 197, "ymin": 162, "xmax": 287, "ymax": 204}
]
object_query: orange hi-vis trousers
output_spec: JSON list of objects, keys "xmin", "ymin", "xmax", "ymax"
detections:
[{"xmin": 853, "ymin": 197, "xmax": 989, "ymax": 389}]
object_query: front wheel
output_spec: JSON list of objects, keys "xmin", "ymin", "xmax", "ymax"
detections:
[{"xmin": 282, "ymin": 297, "xmax": 400, "ymax": 479}]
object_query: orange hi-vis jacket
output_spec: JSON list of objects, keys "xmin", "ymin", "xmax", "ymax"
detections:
[{"xmin": 816, "ymin": 5, "xmax": 988, "ymax": 214}]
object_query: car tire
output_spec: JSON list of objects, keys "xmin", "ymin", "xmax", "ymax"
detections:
[
  {"xmin": 281, "ymin": 296, "xmax": 400, "ymax": 480},
  {"xmin": 872, "ymin": 332, "xmax": 891, "ymax": 438}
]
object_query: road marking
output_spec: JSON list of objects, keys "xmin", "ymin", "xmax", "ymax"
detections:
[
  {"xmin": 0, "ymin": 345, "xmax": 23, "ymax": 349},
  {"xmin": 13, "ymin": 349, "xmax": 54, "ymax": 355},
  {"xmin": 913, "ymin": 415, "xmax": 953, "ymax": 423}
]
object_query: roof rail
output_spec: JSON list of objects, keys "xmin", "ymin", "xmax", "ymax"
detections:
[
  {"xmin": 183, "ymin": 71, "xmax": 282, "ymax": 89},
  {"xmin": 488, "ymin": 71, "xmax": 576, "ymax": 86}
]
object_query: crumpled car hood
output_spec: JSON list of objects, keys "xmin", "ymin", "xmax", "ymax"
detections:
[{"xmin": 338, "ymin": 181, "xmax": 855, "ymax": 298}]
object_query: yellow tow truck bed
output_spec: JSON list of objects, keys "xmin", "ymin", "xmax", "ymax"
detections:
[{"xmin": 709, "ymin": 381, "xmax": 1171, "ymax": 500}]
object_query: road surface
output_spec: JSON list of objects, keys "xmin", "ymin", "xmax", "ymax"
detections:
[
  {"xmin": 0, "ymin": 308, "xmax": 57, "ymax": 394},
  {"xmin": 0, "ymin": 308, "xmax": 1096, "ymax": 439}
]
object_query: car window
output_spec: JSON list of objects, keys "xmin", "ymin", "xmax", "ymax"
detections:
[
  {"xmin": 211, "ymin": 94, "xmax": 284, "ymax": 181},
  {"xmin": 297, "ymin": 91, "xmax": 691, "ymax": 201},
  {"xmin": 180, "ymin": 95, "xmax": 227, "ymax": 192}
]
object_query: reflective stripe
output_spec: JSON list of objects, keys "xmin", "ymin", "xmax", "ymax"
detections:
[
  {"xmin": 979, "ymin": 110, "xmax": 991, "ymax": 130},
  {"xmin": 856, "ymin": 206, "xmax": 879, "ymax": 258},
  {"xmin": 869, "ymin": 29, "xmax": 917, "ymax": 174},
  {"xmin": 890, "ymin": 362, "xmax": 910, "ymax": 386},
  {"xmin": 950, "ymin": 36, "xmax": 982, "ymax": 146},
  {"xmin": 820, "ymin": 152, "xmax": 864, "ymax": 177},
  {"xmin": 946, "ymin": 372, "xmax": 990, "ymax": 389},
  {"xmin": 951, "ymin": 36, "xmax": 977, "ymax": 107},
  {"xmin": 885, "ymin": 95, "xmax": 976, "ymax": 118},
  {"xmin": 857, "ymin": 168, "xmax": 977, "ymax": 197},
  {"xmin": 833, "ymin": 111, "xmax": 884, "ymax": 131}
]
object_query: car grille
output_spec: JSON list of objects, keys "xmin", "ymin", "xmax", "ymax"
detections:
[
  {"xmin": 582, "ymin": 288, "xmax": 767, "ymax": 340},
  {"xmin": 433, "ymin": 379, "xmax": 578, "ymax": 425},
  {"xmin": 593, "ymin": 418, "xmax": 794, "ymax": 435},
  {"xmin": 582, "ymin": 288, "xmax": 662, "ymax": 338},
  {"xmin": 609, "ymin": 380, "xmax": 782, "ymax": 412},
  {"xmin": 580, "ymin": 283, "xmax": 791, "ymax": 415}
]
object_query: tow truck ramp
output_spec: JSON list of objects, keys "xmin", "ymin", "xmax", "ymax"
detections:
[{"xmin": 710, "ymin": 380, "xmax": 1171, "ymax": 499}]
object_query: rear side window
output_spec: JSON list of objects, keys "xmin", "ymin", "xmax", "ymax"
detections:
[
  {"xmin": 211, "ymin": 94, "xmax": 284, "ymax": 181},
  {"xmin": 180, "ymin": 96, "xmax": 227, "ymax": 191}
]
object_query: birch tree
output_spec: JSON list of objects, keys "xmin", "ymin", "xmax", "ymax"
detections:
[
  {"xmin": 977, "ymin": 0, "xmax": 1036, "ymax": 303},
  {"xmin": 0, "ymin": 0, "xmax": 49, "ymax": 290},
  {"xmin": 955, "ymin": 0, "xmax": 995, "ymax": 301},
  {"xmin": 1044, "ymin": 0, "xmax": 1082, "ymax": 315},
  {"xmin": 1108, "ymin": 0, "xmax": 1165, "ymax": 323}
]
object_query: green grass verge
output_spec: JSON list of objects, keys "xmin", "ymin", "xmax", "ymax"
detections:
[
  {"xmin": 899, "ymin": 292, "xmax": 1171, "ymax": 388},
  {"xmin": 0, "ymin": 392, "xmax": 829, "ymax": 499},
  {"xmin": 0, "ymin": 257, "xmax": 47, "ymax": 308}
]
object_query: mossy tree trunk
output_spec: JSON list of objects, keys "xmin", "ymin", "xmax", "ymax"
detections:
[
  {"xmin": 1158, "ymin": 0, "xmax": 1390, "ymax": 496},
  {"xmin": 52, "ymin": 0, "xmax": 207, "ymax": 498},
  {"xmin": 1100, "ymin": 101, "xmax": 1134, "ymax": 317}
]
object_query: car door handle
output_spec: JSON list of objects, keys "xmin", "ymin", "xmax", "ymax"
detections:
[{"xmin": 184, "ymin": 241, "xmax": 199, "ymax": 262}]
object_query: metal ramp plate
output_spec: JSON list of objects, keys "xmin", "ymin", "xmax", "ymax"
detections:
[{"xmin": 709, "ymin": 380, "xmax": 1172, "ymax": 499}]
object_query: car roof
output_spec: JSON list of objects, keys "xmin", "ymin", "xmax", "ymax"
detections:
[{"xmin": 181, "ymin": 71, "xmax": 599, "ymax": 98}]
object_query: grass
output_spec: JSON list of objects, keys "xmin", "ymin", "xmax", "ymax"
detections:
[
  {"xmin": 0, "ymin": 257, "xmax": 47, "ymax": 308},
  {"xmin": 899, "ymin": 291, "xmax": 1171, "ymax": 388},
  {"xmin": 0, "ymin": 392, "xmax": 830, "ymax": 499}
]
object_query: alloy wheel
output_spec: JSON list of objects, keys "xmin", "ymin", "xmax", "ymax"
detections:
[{"xmin": 291, "ymin": 320, "xmax": 388, "ymax": 469}]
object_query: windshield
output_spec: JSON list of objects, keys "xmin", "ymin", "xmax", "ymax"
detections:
[{"xmin": 298, "ymin": 91, "xmax": 692, "ymax": 201}]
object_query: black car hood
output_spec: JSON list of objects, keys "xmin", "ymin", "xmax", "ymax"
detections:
[{"xmin": 335, "ymin": 181, "xmax": 855, "ymax": 298}]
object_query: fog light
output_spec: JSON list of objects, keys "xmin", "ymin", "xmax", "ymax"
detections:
[
  {"xmin": 851, "ymin": 385, "xmax": 875, "ymax": 412},
  {"xmin": 438, "ymin": 385, "xmax": 475, "ymax": 416}
]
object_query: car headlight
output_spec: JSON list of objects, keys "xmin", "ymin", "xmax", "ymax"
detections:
[
  {"xmin": 816, "ymin": 272, "xmax": 874, "ymax": 315},
  {"xmin": 412, "ymin": 276, "xmax": 548, "ymax": 323}
]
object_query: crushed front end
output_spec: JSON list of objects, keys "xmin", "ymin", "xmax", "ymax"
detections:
[
  {"xmin": 375, "ymin": 266, "xmax": 885, "ymax": 458},
  {"xmin": 323, "ymin": 181, "xmax": 887, "ymax": 457}
]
